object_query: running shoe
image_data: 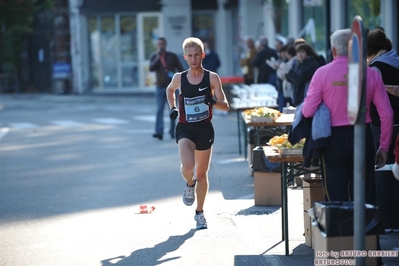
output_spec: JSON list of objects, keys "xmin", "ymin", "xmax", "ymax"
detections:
[
  {"xmin": 194, "ymin": 212, "xmax": 208, "ymax": 230},
  {"xmin": 182, "ymin": 180, "xmax": 196, "ymax": 206}
]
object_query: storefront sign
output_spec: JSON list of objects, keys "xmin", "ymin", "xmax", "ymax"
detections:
[{"xmin": 53, "ymin": 62, "xmax": 71, "ymax": 79}]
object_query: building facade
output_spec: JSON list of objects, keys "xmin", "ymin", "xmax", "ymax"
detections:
[{"xmin": 68, "ymin": 0, "xmax": 398, "ymax": 94}]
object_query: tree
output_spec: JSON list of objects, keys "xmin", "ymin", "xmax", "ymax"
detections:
[
  {"xmin": 270, "ymin": 0, "xmax": 287, "ymax": 34},
  {"xmin": 0, "ymin": 0, "xmax": 52, "ymax": 91},
  {"xmin": 263, "ymin": 0, "xmax": 287, "ymax": 35}
]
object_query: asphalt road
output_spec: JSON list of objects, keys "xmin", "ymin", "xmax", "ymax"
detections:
[
  {"xmin": 0, "ymin": 93, "xmax": 398, "ymax": 266},
  {"xmin": 0, "ymin": 94, "xmax": 275, "ymax": 266}
]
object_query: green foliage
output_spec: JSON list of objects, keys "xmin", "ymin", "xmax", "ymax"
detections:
[
  {"xmin": 264, "ymin": 0, "xmax": 288, "ymax": 33},
  {"xmin": 0, "ymin": 0, "xmax": 53, "ymax": 69},
  {"xmin": 348, "ymin": 0, "xmax": 380, "ymax": 29}
]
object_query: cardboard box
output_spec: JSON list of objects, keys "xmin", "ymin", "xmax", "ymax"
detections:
[
  {"xmin": 303, "ymin": 178, "xmax": 325, "ymax": 248},
  {"xmin": 254, "ymin": 171, "xmax": 281, "ymax": 206},
  {"xmin": 313, "ymin": 224, "xmax": 378, "ymax": 266},
  {"xmin": 303, "ymin": 213, "xmax": 312, "ymax": 247},
  {"xmin": 303, "ymin": 178, "xmax": 324, "ymax": 211}
]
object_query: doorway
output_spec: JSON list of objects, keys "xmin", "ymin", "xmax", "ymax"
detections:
[{"xmin": 87, "ymin": 13, "xmax": 162, "ymax": 92}]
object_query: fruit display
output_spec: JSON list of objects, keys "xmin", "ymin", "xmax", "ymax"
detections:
[
  {"xmin": 269, "ymin": 134, "xmax": 306, "ymax": 149},
  {"xmin": 268, "ymin": 134, "xmax": 288, "ymax": 147},
  {"xmin": 242, "ymin": 107, "xmax": 281, "ymax": 122}
]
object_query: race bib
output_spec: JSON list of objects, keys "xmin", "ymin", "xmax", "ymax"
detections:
[{"xmin": 184, "ymin": 95, "xmax": 209, "ymax": 122}]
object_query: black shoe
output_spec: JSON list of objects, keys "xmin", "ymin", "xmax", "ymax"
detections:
[{"xmin": 152, "ymin": 134, "xmax": 163, "ymax": 140}]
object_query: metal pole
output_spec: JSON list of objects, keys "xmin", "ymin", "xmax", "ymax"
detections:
[
  {"xmin": 354, "ymin": 121, "xmax": 365, "ymax": 266},
  {"xmin": 282, "ymin": 162, "xmax": 289, "ymax": 255},
  {"xmin": 354, "ymin": 17, "xmax": 367, "ymax": 266},
  {"xmin": 237, "ymin": 110, "xmax": 242, "ymax": 154}
]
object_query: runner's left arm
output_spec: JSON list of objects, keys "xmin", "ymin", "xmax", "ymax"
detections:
[{"xmin": 210, "ymin": 72, "xmax": 229, "ymax": 112}]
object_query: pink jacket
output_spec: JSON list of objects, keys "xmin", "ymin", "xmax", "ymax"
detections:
[{"xmin": 302, "ymin": 56, "xmax": 393, "ymax": 151}]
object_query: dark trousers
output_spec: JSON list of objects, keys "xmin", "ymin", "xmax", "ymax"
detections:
[
  {"xmin": 371, "ymin": 124, "xmax": 399, "ymax": 229},
  {"xmin": 244, "ymin": 75, "xmax": 254, "ymax": 85},
  {"xmin": 320, "ymin": 125, "xmax": 376, "ymax": 205}
]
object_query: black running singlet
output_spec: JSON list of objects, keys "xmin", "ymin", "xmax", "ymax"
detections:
[{"xmin": 178, "ymin": 70, "xmax": 213, "ymax": 124}]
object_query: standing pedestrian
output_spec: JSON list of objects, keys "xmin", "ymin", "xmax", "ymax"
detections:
[
  {"xmin": 274, "ymin": 35, "xmax": 288, "ymax": 111},
  {"xmin": 276, "ymin": 45, "xmax": 296, "ymax": 107},
  {"xmin": 239, "ymin": 36, "xmax": 257, "ymax": 85},
  {"xmin": 252, "ymin": 37, "xmax": 279, "ymax": 86},
  {"xmin": 393, "ymin": 134, "xmax": 399, "ymax": 180},
  {"xmin": 149, "ymin": 37, "xmax": 184, "ymax": 140},
  {"xmin": 278, "ymin": 43, "xmax": 319, "ymax": 106},
  {"xmin": 367, "ymin": 28, "xmax": 399, "ymax": 233},
  {"xmin": 302, "ymin": 28, "xmax": 393, "ymax": 205},
  {"xmin": 166, "ymin": 37, "xmax": 229, "ymax": 229},
  {"xmin": 202, "ymin": 42, "xmax": 221, "ymax": 73}
]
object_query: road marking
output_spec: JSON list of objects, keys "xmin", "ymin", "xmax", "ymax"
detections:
[
  {"xmin": 133, "ymin": 115, "xmax": 174, "ymax": 123},
  {"xmin": 0, "ymin": 127, "xmax": 9, "ymax": 140},
  {"xmin": 9, "ymin": 122, "xmax": 39, "ymax": 129},
  {"xmin": 47, "ymin": 106, "xmax": 98, "ymax": 113},
  {"xmin": 93, "ymin": 118, "xmax": 129, "ymax": 125},
  {"xmin": 216, "ymin": 158, "xmax": 246, "ymax": 164},
  {"xmin": 132, "ymin": 115, "xmax": 155, "ymax": 122},
  {"xmin": 51, "ymin": 120, "xmax": 84, "ymax": 127},
  {"xmin": 126, "ymin": 129, "xmax": 153, "ymax": 133}
]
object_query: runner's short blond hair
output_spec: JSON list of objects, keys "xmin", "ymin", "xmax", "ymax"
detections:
[{"xmin": 182, "ymin": 37, "xmax": 204, "ymax": 54}]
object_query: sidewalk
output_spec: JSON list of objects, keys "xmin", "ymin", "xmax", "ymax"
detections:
[{"xmin": 210, "ymin": 103, "xmax": 399, "ymax": 266}]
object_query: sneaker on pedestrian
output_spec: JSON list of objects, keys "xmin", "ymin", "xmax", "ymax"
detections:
[
  {"xmin": 392, "ymin": 228, "xmax": 399, "ymax": 233},
  {"xmin": 194, "ymin": 212, "xmax": 208, "ymax": 230},
  {"xmin": 182, "ymin": 180, "xmax": 196, "ymax": 206}
]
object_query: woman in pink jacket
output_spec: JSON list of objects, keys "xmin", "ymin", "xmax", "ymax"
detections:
[{"xmin": 302, "ymin": 29, "xmax": 393, "ymax": 205}]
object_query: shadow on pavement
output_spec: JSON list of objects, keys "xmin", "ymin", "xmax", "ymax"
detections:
[
  {"xmin": 101, "ymin": 229, "xmax": 196, "ymax": 266},
  {"xmin": 235, "ymin": 205, "xmax": 280, "ymax": 216},
  {"xmin": 235, "ymin": 243, "xmax": 314, "ymax": 266}
]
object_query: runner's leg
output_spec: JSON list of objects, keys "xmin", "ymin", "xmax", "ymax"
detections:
[{"xmin": 194, "ymin": 148, "xmax": 212, "ymax": 211}]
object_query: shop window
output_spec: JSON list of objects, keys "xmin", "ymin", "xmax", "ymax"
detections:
[
  {"xmin": 143, "ymin": 16, "xmax": 159, "ymax": 60},
  {"xmin": 303, "ymin": 1, "xmax": 327, "ymax": 58},
  {"xmin": 100, "ymin": 16, "xmax": 118, "ymax": 88},
  {"xmin": 88, "ymin": 16, "xmax": 100, "ymax": 88},
  {"xmin": 192, "ymin": 13, "xmax": 216, "ymax": 49},
  {"xmin": 120, "ymin": 16, "xmax": 138, "ymax": 87}
]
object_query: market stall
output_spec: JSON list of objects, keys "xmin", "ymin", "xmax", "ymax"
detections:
[{"xmin": 264, "ymin": 144, "xmax": 322, "ymax": 256}]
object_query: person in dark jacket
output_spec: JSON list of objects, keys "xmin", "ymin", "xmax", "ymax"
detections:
[
  {"xmin": 367, "ymin": 28, "xmax": 399, "ymax": 233},
  {"xmin": 252, "ymin": 37, "xmax": 279, "ymax": 86},
  {"xmin": 278, "ymin": 43, "xmax": 319, "ymax": 106},
  {"xmin": 149, "ymin": 37, "xmax": 184, "ymax": 140},
  {"xmin": 202, "ymin": 42, "xmax": 221, "ymax": 73}
]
